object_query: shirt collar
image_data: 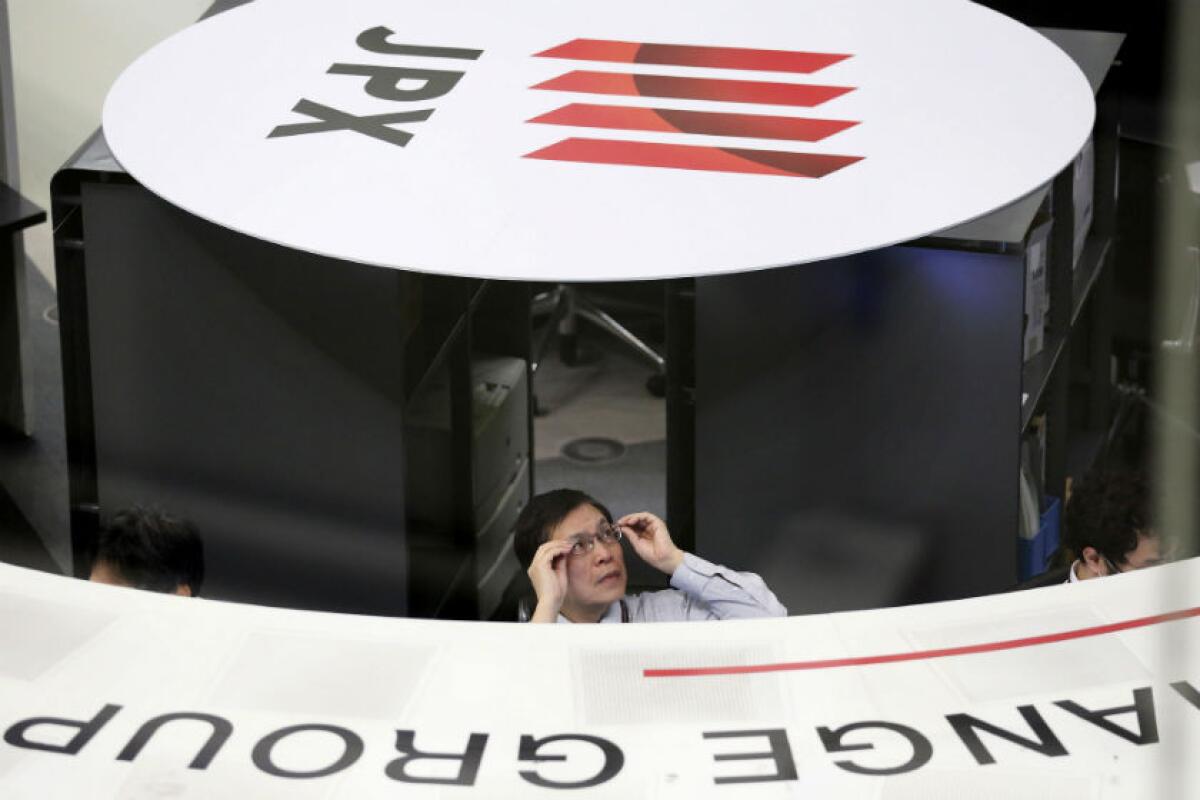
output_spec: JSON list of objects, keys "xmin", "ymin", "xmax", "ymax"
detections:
[{"xmin": 557, "ymin": 601, "xmax": 625, "ymax": 624}]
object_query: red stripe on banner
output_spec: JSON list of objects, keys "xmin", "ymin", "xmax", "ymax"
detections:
[
  {"xmin": 528, "ymin": 104, "xmax": 858, "ymax": 142},
  {"xmin": 643, "ymin": 606, "xmax": 1200, "ymax": 678},
  {"xmin": 534, "ymin": 39, "xmax": 851, "ymax": 74},
  {"xmin": 532, "ymin": 71, "xmax": 853, "ymax": 107},
  {"xmin": 523, "ymin": 138, "xmax": 861, "ymax": 178}
]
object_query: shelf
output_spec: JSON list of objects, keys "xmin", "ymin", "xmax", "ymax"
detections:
[
  {"xmin": 1066, "ymin": 428, "xmax": 1108, "ymax": 485},
  {"xmin": 1021, "ymin": 330, "xmax": 1068, "ymax": 431},
  {"xmin": 0, "ymin": 182, "xmax": 46, "ymax": 234},
  {"xmin": 1070, "ymin": 232, "xmax": 1112, "ymax": 326},
  {"xmin": 405, "ymin": 280, "xmax": 492, "ymax": 409},
  {"xmin": 1019, "ymin": 230, "xmax": 1113, "ymax": 432}
]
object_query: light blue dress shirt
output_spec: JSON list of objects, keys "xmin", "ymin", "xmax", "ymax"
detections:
[{"xmin": 556, "ymin": 552, "xmax": 787, "ymax": 623}]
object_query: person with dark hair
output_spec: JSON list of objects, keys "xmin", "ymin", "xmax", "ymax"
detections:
[
  {"xmin": 1017, "ymin": 467, "xmax": 1166, "ymax": 589},
  {"xmin": 87, "ymin": 507, "xmax": 205, "ymax": 596},
  {"xmin": 1059, "ymin": 468, "xmax": 1164, "ymax": 582},
  {"xmin": 513, "ymin": 488, "xmax": 786, "ymax": 623}
]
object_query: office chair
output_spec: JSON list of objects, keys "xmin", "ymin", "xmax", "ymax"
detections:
[{"xmin": 530, "ymin": 284, "xmax": 666, "ymax": 403}]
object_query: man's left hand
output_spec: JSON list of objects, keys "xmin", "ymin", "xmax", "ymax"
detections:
[{"xmin": 617, "ymin": 512, "xmax": 684, "ymax": 576}]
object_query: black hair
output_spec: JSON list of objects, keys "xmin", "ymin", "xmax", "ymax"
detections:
[
  {"xmin": 1063, "ymin": 468, "xmax": 1153, "ymax": 566},
  {"xmin": 512, "ymin": 488, "xmax": 612, "ymax": 570},
  {"xmin": 93, "ymin": 507, "xmax": 205, "ymax": 595}
]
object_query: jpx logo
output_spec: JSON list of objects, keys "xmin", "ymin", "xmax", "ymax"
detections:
[
  {"xmin": 268, "ymin": 26, "xmax": 482, "ymax": 148},
  {"xmin": 525, "ymin": 39, "xmax": 863, "ymax": 178}
]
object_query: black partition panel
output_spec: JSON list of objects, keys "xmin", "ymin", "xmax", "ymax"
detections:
[
  {"xmin": 80, "ymin": 182, "xmax": 411, "ymax": 614},
  {"xmin": 694, "ymin": 247, "xmax": 1024, "ymax": 613}
]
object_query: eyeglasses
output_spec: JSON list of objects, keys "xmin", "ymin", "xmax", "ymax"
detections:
[
  {"xmin": 1101, "ymin": 551, "xmax": 1169, "ymax": 575},
  {"xmin": 566, "ymin": 523, "xmax": 623, "ymax": 557}
]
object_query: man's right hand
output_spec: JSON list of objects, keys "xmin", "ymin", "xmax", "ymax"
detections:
[{"xmin": 527, "ymin": 539, "xmax": 572, "ymax": 623}]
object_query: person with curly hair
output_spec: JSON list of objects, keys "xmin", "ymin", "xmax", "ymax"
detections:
[{"xmin": 1060, "ymin": 468, "xmax": 1164, "ymax": 582}]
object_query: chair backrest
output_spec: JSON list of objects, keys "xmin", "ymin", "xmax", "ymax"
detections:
[
  {"xmin": 1012, "ymin": 565, "xmax": 1071, "ymax": 591},
  {"xmin": 516, "ymin": 594, "xmax": 534, "ymax": 622}
]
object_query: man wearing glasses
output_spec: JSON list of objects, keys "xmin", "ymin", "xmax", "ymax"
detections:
[
  {"xmin": 1017, "ymin": 467, "xmax": 1166, "ymax": 588},
  {"xmin": 512, "ymin": 488, "xmax": 786, "ymax": 623},
  {"xmin": 1061, "ymin": 468, "xmax": 1166, "ymax": 583}
]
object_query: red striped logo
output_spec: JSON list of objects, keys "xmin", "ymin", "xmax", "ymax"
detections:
[
  {"xmin": 532, "ymin": 71, "xmax": 853, "ymax": 107},
  {"xmin": 535, "ymin": 38, "xmax": 851, "ymax": 74},
  {"xmin": 524, "ymin": 39, "xmax": 862, "ymax": 178}
]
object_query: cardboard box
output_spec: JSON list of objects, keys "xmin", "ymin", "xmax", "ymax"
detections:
[{"xmin": 1023, "ymin": 215, "xmax": 1052, "ymax": 361}]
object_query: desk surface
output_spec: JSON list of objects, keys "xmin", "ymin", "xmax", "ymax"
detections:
[
  {"xmin": 0, "ymin": 182, "xmax": 46, "ymax": 235},
  {"xmin": 102, "ymin": 0, "xmax": 1094, "ymax": 281}
]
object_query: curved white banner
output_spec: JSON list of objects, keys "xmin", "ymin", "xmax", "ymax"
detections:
[
  {"xmin": 1, "ymin": 559, "xmax": 1197, "ymax": 797},
  {"xmin": 102, "ymin": 0, "xmax": 1095, "ymax": 280}
]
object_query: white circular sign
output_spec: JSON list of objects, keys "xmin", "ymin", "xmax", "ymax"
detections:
[
  {"xmin": 4, "ymin": 560, "xmax": 1200, "ymax": 797},
  {"xmin": 103, "ymin": 0, "xmax": 1094, "ymax": 281}
]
